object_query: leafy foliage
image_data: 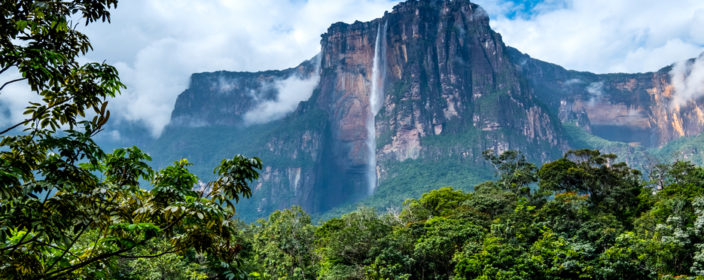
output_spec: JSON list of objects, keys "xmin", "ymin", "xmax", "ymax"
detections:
[
  {"xmin": 0, "ymin": 1, "xmax": 262, "ymax": 279},
  {"xmin": 230, "ymin": 150, "xmax": 704, "ymax": 279}
]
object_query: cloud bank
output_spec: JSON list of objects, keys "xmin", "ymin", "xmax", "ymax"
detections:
[{"xmin": 1, "ymin": 0, "xmax": 703, "ymax": 137}]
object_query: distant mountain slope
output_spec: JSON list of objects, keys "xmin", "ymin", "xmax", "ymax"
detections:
[{"xmin": 508, "ymin": 47, "xmax": 704, "ymax": 148}]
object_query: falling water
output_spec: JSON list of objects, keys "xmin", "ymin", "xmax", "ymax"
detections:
[{"xmin": 367, "ymin": 21, "xmax": 386, "ymax": 195}]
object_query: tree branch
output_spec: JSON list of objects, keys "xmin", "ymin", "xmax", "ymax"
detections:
[
  {"xmin": 0, "ymin": 97, "xmax": 72, "ymax": 135},
  {"xmin": 0, "ymin": 77, "xmax": 28, "ymax": 92},
  {"xmin": 0, "ymin": 119, "xmax": 30, "ymax": 135},
  {"xmin": 34, "ymin": 241, "xmax": 82, "ymax": 260},
  {"xmin": 46, "ymin": 210, "xmax": 188, "ymax": 278},
  {"xmin": 0, "ymin": 65, "xmax": 15, "ymax": 76},
  {"xmin": 0, "ymin": 232, "xmax": 39, "ymax": 252},
  {"xmin": 46, "ymin": 242, "xmax": 144, "ymax": 279},
  {"xmin": 44, "ymin": 221, "xmax": 93, "ymax": 273}
]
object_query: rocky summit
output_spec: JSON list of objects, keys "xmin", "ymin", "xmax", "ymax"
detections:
[{"xmin": 150, "ymin": 0, "xmax": 704, "ymax": 220}]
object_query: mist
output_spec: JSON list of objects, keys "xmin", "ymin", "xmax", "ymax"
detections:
[
  {"xmin": 670, "ymin": 53, "xmax": 704, "ymax": 108},
  {"xmin": 243, "ymin": 74, "xmax": 320, "ymax": 125}
]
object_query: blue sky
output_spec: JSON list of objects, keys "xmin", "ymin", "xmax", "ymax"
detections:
[
  {"xmin": 1, "ymin": 0, "xmax": 703, "ymax": 136},
  {"xmin": 501, "ymin": 0, "xmax": 546, "ymax": 18}
]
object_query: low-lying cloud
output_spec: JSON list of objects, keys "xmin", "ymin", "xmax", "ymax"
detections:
[
  {"xmin": 243, "ymin": 73, "xmax": 320, "ymax": 125},
  {"xmin": 670, "ymin": 54, "xmax": 704, "ymax": 107},
  {"xmin": 586, "ymin": 81, "xmax": 604, "ymax": 106}
]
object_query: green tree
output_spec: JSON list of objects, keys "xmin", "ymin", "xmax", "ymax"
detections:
[
  {"xmin": 529, "ymin": 229, "xmax": 596, "ymax": 279},
  {"xmin": 251, "ymin": 206, "xmax": 317, "ymax": 279},
  {"xmin": 538, "ymin": 149, "xmax": 646, "ymax": 223},
  {"xmin": 482, "ymin": 150, "xmax": 537, "ymax": 197},
  {"xmin": 364, "ymin": 226, "xmax": 415, "ymax": 280},
  {"xmin": 453, "ymin": 235, "xmax": 538, "ymax": 280},
  {"xmin": 596, "ymin": 232, "xmax": 656, "ymax": 280},
  {"xmin": 399, "ymin": 187, "xmax": 471, "ymax": 223},
  {"xmin": 315, "ymin": 208, "xmax": 391, "ymax": 279},
  {"xmin": 412, "ymin": 217, "xmax": 484, "ymax": 279},
  {"xmin": 0, "ymin": 1, "xmax": 262, "ymax": 278},
  {"xmin": 0, "ymin": 0, "xmax": 122, "ymax": 134}
]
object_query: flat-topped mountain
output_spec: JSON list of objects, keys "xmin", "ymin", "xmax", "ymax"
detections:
[{"xmin": 152, "ymin": 0, "xmax": 704, "ymax": 220}]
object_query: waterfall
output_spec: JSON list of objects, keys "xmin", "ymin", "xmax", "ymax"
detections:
[{"xmin": 367, "ymin": 21, "xmax": 387, "ymax": 195}]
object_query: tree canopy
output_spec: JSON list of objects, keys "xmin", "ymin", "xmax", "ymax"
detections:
[
  {"xmin": 235, "ymin": 151, "xmax": 704, "ymax": 279},
  {"xmin": 0, "ymin": 1, "xmax": 262, "ymax": 278}
]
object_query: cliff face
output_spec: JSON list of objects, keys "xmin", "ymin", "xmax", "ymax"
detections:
[
  {"xmin": 308, "ymin": 0, "xmax": 569, "ymax": 212},
  {"xmin": 374, "ymin": 0, "xmax": 566, "ymax": 162},
  {"xmin": 160, "ymin": 0, "xmax": 704, "ymax": 220},
  {"xmin": 508, "ymin": 48, "xmax": 704, "ymax": 147},
  {"xmin": 313, "ymin": 20, "xmax": 381, "ymax": 210}
]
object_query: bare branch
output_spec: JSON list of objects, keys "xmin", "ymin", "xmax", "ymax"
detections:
[
  {"xmin": 0, "ymin": 77, "xmax": 28, "ymax": 92},
  {"xmin": 0, "ymin": 119, "xmax": 29, "ymax": 135},
  {"xmin": 0, "ymin": 65, "xmax": 15, "ymax": 76}
]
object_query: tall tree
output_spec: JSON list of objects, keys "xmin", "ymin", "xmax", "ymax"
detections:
[
  {"xmin": 0, "ymin": 1, "xmax": 262, "ymax": 278},
  {"xmin": 251, "ymin": 206, "xmax": 317, "ymax": 279},
  {"xmin": 538, "ymin": 149, "xmax": 646, "ymax": 223}
]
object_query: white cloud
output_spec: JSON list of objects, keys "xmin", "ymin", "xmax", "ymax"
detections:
[
  {"xmin": 670, "ymin": 54, "xmax": 704, "ymax": 107},
  {"xmin": 0, "ymin": 70, "xmax": 38, "ymax": 127},
  {"xmin": 586, "ymin": 81, "xmax": 604, "ymax": 106},
  {"xmin": 243, "ymin": 72, "xmax": 320, "ymax": 125},
  {"xmin": 484, "ymin": 0, "xmax": 704, "ymax": 73}
]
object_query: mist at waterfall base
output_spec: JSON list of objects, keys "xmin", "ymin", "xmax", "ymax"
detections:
[{"xmin": 366, "ymin": 21, "xmax": 387, "ymax": 195}]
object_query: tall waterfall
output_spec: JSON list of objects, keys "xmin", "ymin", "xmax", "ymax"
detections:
[{"xmin": 367, "ymin": 21, "xmax": 387, "ymax": 195}]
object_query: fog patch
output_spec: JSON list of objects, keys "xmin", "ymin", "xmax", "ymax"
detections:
[
  {"xmin": 586, "ymin": 81, "xmax": 604, "ymax": 106},
  {"xmin": 217, "ymin": 76, "xmax": 237, "ymax": 93},
  {"xmin": 670, "ymin": 54, "xmax": 704, "ymax": 108},
  {"xmin": 563, "ymin": 78, "xmax": 583, "ymax": 86},
  {"xmin": 243, "ymin": 73, "xmax": 319, "ymax": 125}
]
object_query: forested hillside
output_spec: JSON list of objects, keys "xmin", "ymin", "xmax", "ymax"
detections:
[
  {"xmin": 222, "ymin": 150, "xmax": 704, "ymax": 279},
  {"xmin": 83, "ymin": 150, "xmax": 704, "ymax": 279}
]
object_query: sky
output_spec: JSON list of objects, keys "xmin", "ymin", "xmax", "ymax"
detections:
[{"xmin": 2, "ymin": 0, "xmax": 703, "ymax": 136}]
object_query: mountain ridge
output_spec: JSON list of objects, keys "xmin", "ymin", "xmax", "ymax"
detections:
[{"xmin": 152, "ymin": 0, "xmax": 704, "ymax": 220}]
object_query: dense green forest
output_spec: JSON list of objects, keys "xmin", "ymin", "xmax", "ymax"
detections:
[
  {"xmin": 3, "ymin": 0, "xmax": 704, "ymax": 279},
  {"xmin": 233, "ymin": 150, "xmax": 704, "ymax": 279}
]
